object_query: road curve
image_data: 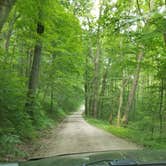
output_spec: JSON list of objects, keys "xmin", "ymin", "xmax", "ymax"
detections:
[{"xmin": 35, "ymin": 111, "xmax": 140, "ymax": 158}]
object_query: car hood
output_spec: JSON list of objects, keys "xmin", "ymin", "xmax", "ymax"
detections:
[{"xmin": 1, "ymin": 150, "xmax": 166, "ymax": 166}]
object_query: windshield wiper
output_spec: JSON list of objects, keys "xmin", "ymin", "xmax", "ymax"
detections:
[{"xmin": 83, "ymin": 159, "xmax": 166, "ymax": 166}]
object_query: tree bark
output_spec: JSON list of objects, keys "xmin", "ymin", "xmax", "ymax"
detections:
[
  {"xmin": 0, "ymin": 0, "xmax": 16, "ymax": 32},
  {"xmin": 117, "ymin": 77, "xmax": 128, "ymax": 127},
  {"xmin": 93, "ymin": 41, "xmax": 100, "ymax": 118},
  {"xmin": 92, "ymin": 0, "xmax": 103, "ymax": 118},
  {"xmin": 122, "ymin": 51, "xmax": 144, "ymax": 125},
  {"xmin": 5, "ymin": 10, "xmax": 19, "ymax": 52},
  {"xmin": 85, "ymin": 34, "xmax": 93, "ymax": 116},
  {"xmin": 159, "ymin": 78, "xmax": 164, "ymax": 138},
  {"xmin": 50, "ymin": 86, "xmax": 54, "ymax": 112},
  {"xmin": 98, "ymin": 59, "xmax": 111, "ymax": 118},
  {"xmin": 84, "ymin": 54, "xmax": 88, "ymax": 116},
  {"xmin": 164, "ymin": 32, "xmax": 166, "ymax": 46},
  {"xmin": 85, "ymin": 17, "xmax": 94, "ymax": 117},
  {"xmin": 25, "ymin": 22, "xmax": 44, "ymax": 118},
  {"xmin": 25, "ymin": 49, "xmax": 33, "ymax": 78}
]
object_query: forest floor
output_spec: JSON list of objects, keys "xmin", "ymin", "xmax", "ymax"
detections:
[{"xmin": 31, "ymin": 111, "xmax": 140, "ymax": 159}]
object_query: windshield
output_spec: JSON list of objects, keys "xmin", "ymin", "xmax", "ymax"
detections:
[{"xmin": 0, "ymin": 0, "xmax": 166, "ymax": 164}]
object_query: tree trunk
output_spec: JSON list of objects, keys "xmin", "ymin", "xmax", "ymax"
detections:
[
  {"xmin": 5, "ymin": 11, "xmax": 19, "ymax": 52},
  {"xmin": 50, "ymin": 86, "xmax": 54, "ymax": 112},
  {"xmin": 93, "ymin": 41, "xmax": 100, "ymax": 118},
  {"xmin": 25, "ymin": 49, "xmax": 33, "ymax": 78},
  {"xmin": 109, "ymin": 112, "xmax": 113, "ymax": 124},
  {"xmin": 0, "ymin": 0, "xmax": 16, "ymax": 32},
  {"xmin": 164, "ymin": 32, "xmax": 166, "ymax": 46},
  {"xmin": 42, "ymin": 85, "xmax": 49, "ymax": 103},
  {"xmin": 122, "ymin": 51, "xmax": 144, "ymax": 124},
  {"xmin": 117, "ymin": 77, "xmax": 128, "ymax": 127},
  {"xmin": 84, "ymin": 38, "xmax": 93, "ymax": 116},
  {"xmin": 25, "ymin": 22, "xmax": 44, "ymax": 118},
  {"xmin": 88, "ymin": 90, "xmax": 93, "ymax": 116},
  {"xmin": 98, "ymin": 59, "xmax": 111, "ymax": 118},
  {"xmin": 159, "ymin": 78, "xmax": 164, "ymax": 138},
  {"xmin": 90, "ymin": 0, "xmax": 103, "ymax": 118},
  {"xmin": 84, "ymin": 74, "xmax": 88, "ymax": 115}
]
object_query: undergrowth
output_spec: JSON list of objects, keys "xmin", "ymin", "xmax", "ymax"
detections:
[
  {"xmin": 0, "ymin": 107, "xmax": 70, "ymax": 161},
  {"xmin": 85, "ymin": 117, "xmax": 166, "ymax": 149}
]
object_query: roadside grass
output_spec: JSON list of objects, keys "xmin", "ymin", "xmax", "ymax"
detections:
[{"xmin": 85, "ymin": 117, "xmax": 166, "ymax": 149}]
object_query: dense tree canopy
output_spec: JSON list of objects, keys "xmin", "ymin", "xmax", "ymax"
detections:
[
  {"xmin": 80, "ymin": 0, "xmax": 166, "ymax": 145},
  {"xmin": 0, "ymin": 0, "xmax": 84, "ymax": 158}
]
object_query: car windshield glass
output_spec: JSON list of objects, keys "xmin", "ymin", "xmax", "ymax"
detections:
[{"xmin": 0, "ymin": 0, "xmax": 166, "ymax": 164}]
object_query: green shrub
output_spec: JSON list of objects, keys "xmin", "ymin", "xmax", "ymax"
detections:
[
  {"xmin": 86, "ymin": 117, "xmax": 166, "ymax": 149},
  {"xmin": 0, "ymin": 134, "xmax": 26, "ymax": 158}
]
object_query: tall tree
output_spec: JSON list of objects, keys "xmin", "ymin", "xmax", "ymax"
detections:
[
  {"xmin": 25, "ymin": 3, "xmax": 45, "ymax": 118},
  {"xmin": 0, "ymin": 0, "xmax": 16, "ymax": 32},
  {"xmin": 122, "ymin": 51, "xmax": 144, "ymax": 124}
]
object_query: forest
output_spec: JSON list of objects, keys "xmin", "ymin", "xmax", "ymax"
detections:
[{"xmin": 0, "ymin": 0, "xmax": 166, "ymax": 160}]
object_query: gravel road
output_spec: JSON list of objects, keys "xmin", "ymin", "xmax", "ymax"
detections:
[{"xmin": 34, "ymin": 111, "xmax": 140, "ymax": 158}]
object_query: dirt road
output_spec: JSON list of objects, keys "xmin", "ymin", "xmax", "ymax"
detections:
[{"xmin": 35, "ymin": 111, "xmax": 140, "ymax": 158}]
